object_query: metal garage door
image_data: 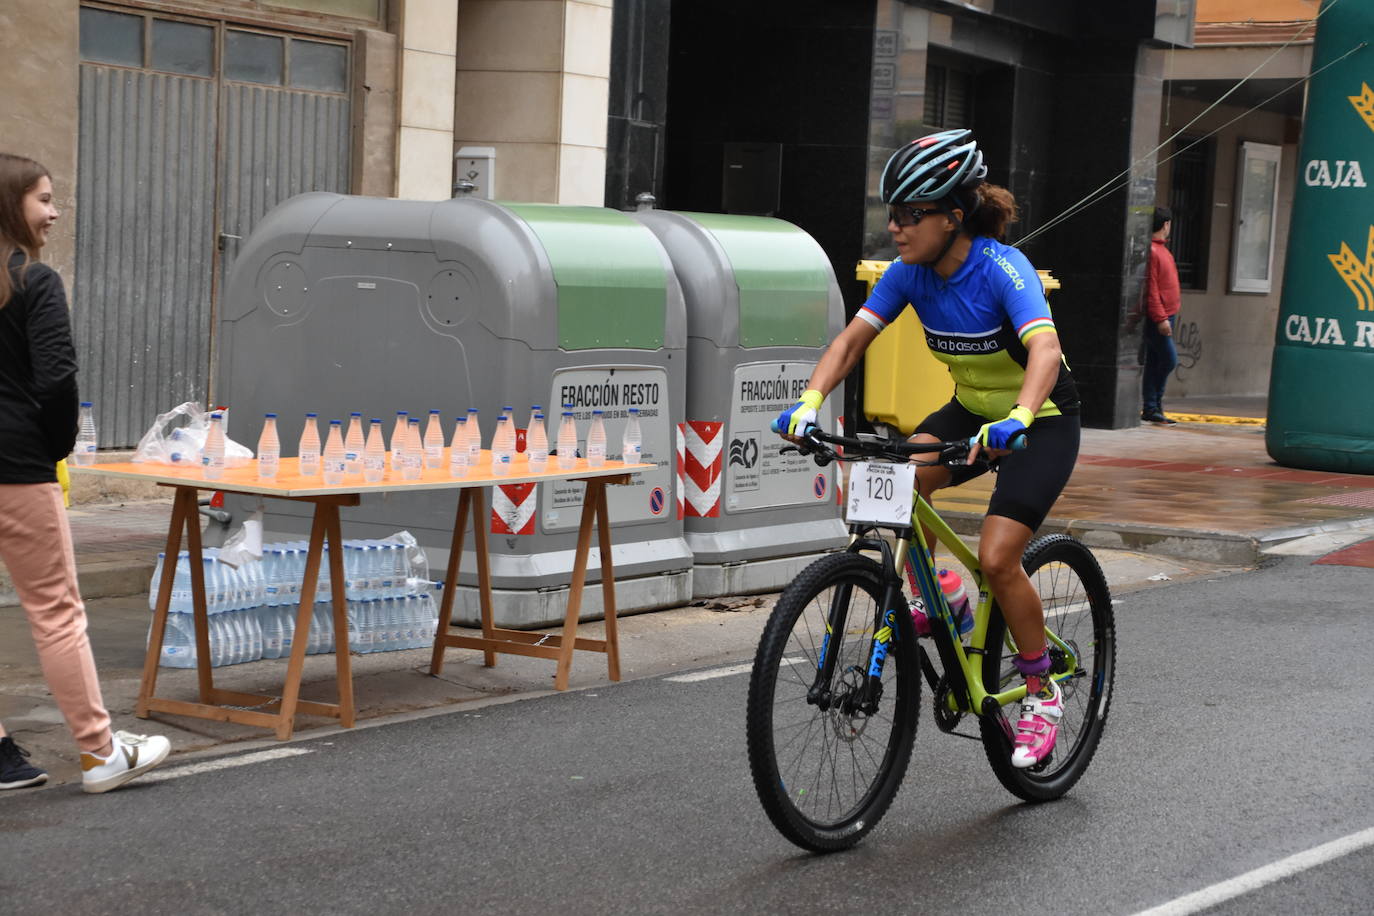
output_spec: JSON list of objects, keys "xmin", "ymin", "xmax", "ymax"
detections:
[{"xmin": 76, "ymin": 5, "xmax": 351, "ymax": 447}]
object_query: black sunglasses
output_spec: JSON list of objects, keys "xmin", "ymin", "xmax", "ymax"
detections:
[{"xmin": 888, "ymin": 204, "xmax": 944, "ymax": 227}]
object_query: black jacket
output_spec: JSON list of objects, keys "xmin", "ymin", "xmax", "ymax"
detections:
[{"xmin": 0, "ymin": 250, "xmax": 79, "ymax": 483}]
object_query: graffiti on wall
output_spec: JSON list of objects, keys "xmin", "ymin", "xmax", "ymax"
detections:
[{"xmin": 1173, "ymin": 320, "xmax": 1203, "ymax": 379}]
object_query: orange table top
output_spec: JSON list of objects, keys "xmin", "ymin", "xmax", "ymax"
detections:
[{"xmin": 72, "ymin": 449, "xmax": 653, "ymax": 498}]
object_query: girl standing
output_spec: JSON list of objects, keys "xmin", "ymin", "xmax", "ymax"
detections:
[{"xmin": 0, "ymin": 153, "xmax": 170, "ymax": 793}]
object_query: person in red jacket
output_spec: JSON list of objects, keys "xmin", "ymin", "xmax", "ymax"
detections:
[
  {"xmin": 0, "ymin": 153, "xmax": 170, "ymax": 793},
  {"xmin": 1141, "ymin": 206, "xmax": 1181, "ymax": 424}
]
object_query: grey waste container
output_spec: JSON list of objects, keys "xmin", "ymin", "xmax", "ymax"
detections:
[
  {"xmin": 631, "ymin": 209, "xmax": 846, "ymax": 597},
  {"xmin": 218, "ymin": 193, "xmax": 690, "ymax": 627}
]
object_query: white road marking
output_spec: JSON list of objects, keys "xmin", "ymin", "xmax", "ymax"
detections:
[
  {"xmin": 664, "ymin": 657, "xmax": 805, "ymax": 683},
  {"xmin": 1132, "ymin": 826, "xmax": 1374, "ymax": 916},
  {"xmin": 664, "ymin": 662, "xmax": 756, "ymax": 682},
  {"xmin": 138, "ymin": 747, "xmax": 314, "ymax": 783}
]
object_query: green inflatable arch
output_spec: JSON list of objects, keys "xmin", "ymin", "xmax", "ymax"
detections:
[{"xmin": 1267, "ymin": 0, "xmax": 1374, "ymax": 473}]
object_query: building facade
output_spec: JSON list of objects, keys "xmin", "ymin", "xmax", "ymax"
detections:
[
  {"xmin": 12, "ymin": 0, "xmax": 1307, "ymax": 445},
  {"xmin": 1, "ymin": 0, "xmax": 615, "ymax": 446},
  {"xmin": 1149, "ymin": 0, "xmax": 1317, "ymax": 399}
]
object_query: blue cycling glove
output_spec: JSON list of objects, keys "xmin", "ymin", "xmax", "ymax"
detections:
[
  {"xmin": 973, "ymin": 405, "xmax": 1035, "ymax": 451},
  {"xmin": 774, "ymin": 389, "xmax": 825, "ymax": 436}
]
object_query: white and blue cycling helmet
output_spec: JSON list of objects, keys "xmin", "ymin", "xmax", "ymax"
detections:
[{"xmin": 880, "ymin": 128, "xmax": 987, "ymax": 207}]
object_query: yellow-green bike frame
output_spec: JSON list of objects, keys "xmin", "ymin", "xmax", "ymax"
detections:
[{"xmin": 856, "ymin": 491, "xmax": 1078, "ymax": 720}]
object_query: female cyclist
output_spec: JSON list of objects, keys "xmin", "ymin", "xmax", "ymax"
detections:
[{"xmin": 774, "ymin": 129, "xmax": 1080, "ymax": 769}]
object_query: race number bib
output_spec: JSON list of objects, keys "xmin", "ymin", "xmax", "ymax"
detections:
[{"xmin": 845, "ymin": 461, "xmax": 917, "ymax": 526}]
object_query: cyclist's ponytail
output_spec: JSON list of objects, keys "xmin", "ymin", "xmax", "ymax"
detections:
[{"xmin": 961, "ymin": 183, "xmax": 1018, "ymax": 243}]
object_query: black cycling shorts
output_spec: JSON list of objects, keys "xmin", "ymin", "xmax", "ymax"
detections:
[{"xmin": 914, "ymin": 398, "xmax": 1080, "ymax": 531}]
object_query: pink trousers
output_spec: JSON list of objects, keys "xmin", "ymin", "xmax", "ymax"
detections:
[{"xmin": 0, "ymin": 482, "xmax": 112, "ymax": 753}]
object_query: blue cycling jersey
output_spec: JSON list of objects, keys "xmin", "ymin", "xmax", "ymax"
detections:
[{"xmin": 857, "ymin": 237, "xmax": 1078, "ymax": 420}]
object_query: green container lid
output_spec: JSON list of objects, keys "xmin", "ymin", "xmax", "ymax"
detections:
[{"xmin": 504, "ymin": 204, "xmax": 667, "ymax": 351}]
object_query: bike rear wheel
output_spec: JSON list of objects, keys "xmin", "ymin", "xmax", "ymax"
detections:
[
  {"xmin": 979, "ymin": 534, "xmax": 1115, "ymax": 801},
  {"xmin": 746, "ymin": 552, "xmax": 919, "ymax": 852}
]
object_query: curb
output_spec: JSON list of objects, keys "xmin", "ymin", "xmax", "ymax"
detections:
[
  {"xmin": 0, "ymin": 557, "xmax": 155, "ymax": 609},
  {"xmin": 1172, "ymin": 413, "xmax": 1266, "ymax": 427},
  {"xmin": 939, "ymin": 511, "xmax": 1264, "ymax": 566}
]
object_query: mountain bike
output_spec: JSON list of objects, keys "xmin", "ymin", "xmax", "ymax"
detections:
[{"xmin": 746, "ymin": 425, "xmax": 1115, "ymax": 852}]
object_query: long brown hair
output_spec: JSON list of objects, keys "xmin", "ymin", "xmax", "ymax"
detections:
[
  {"xmin": 0, "ymin": 153, "xmax": 51, "ymax": 309},
  {"xmin": 961, "ymin": 182, "xmax": 1018, "ymax": 243}
]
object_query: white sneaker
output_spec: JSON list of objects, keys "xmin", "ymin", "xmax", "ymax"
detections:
[{"xmin": 81, "ymin": 730, "xmax": 171, "ymax": 794}]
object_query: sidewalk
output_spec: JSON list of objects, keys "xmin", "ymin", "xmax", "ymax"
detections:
[
  {"xmin": 3, "ymin": 404, "xmax": 1373, "ymax": 789},
  {"xmin": 937, "ymin": 408, "xmax": 1374, "ymax": 565}
]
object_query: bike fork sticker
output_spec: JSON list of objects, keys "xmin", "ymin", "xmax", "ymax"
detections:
[{"xmin": 866, "ymin": 610, "xmax": 897, "ymax": 678}]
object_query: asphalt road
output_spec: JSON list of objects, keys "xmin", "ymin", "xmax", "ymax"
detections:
[{"xmin": 1, "ymin": 554, "xmax": 1371, "ymax": 915}]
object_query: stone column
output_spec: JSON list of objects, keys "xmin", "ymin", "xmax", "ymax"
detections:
[
  {"xmin": 352, "ymin": 27, "xmax": 399, "ymax": 198},
  {"xmin": 453, "ymin": 0, "xmax": 613, "ymax": 205},
  {"xmin": 394, "ymin": 0, "xmax": 459, "ymax": 200}
]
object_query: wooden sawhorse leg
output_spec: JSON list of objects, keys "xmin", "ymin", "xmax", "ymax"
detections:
[
  {"xmin": 427, "ymin": 476, "xmax": 628, "ymax": 691},
  {"xmin": 136, "ymin": 487, "xmax": 196, "ymax": 717},
  {"xmin": 137, "ymin": 489, "xmax": 358, "ymax": 740},
  {"xmin": 429, "ymin": 488, "xmax": 496, "ymax": 676},
  {"xmin": 555, "ymin": 478, "xmax": 623, "ymax": 690}
]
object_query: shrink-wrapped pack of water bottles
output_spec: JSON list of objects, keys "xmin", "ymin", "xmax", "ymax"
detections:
[{"xmin": 147, "ymin": 532, "xmax": 439, "ymax": 668}]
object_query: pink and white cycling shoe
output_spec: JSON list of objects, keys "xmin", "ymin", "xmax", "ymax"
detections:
[{"xmin": 1010, "ymin": 678, "xmax": 1063, "ymax": 769}]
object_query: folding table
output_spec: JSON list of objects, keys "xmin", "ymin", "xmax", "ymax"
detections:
[{"xmin": 76, "ymin": 452, "xmax": 647, "ymax": 739}]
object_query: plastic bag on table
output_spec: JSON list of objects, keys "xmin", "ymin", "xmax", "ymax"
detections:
[{"xmin": 132, "ymin": 401, "xmax": 254, "ymax": 467}]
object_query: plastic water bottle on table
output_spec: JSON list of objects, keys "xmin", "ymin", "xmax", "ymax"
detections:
[
  {"xmin": 622, "ymin": 408, "xmax": 643, "ymax": 464},
  {"xmin": 202, "ymin": 412, "xmax": 226, "ymax": 480},
  {"xmin": 323, "ymin": 420, "xmax": 346, "ymax": 485},
  {"xmin": 364, "ymin": 418, "xmax": 386, "ymax": 482},
  {"xmin": 466, "ymin": 408, "xmax": 482, "ymax": 468},
  {"xmin": 528, "ymin": 412, "xmax": 548, "ymax": 473},
  {"xmin": 344, "ymin": 412, "xmax": 365, "ymax": 478},
  {"xmin": 72, "ymin": 401, "xmax": 97, "ymax": 465},
  {"xmin": 556, "ymin": 410, "xmax": 578, "ymax": 470},
  {"xmin": 390, "ymin": 411, "xmax": 409, "ymax": 471},
  {"xmin": 257, "ymin": 413, "xmax": 280, "ymax": 480},
  {"xmin": 424, "ymin": 409, "xmax": 445, "ymax": 468},
  {"xmin": 449, "ymin": 415, "xmax": 469, "ymax": 477},
  {"xmin": 403, "ymin": 417, "xmax": 423, "ymax": 480},
  {"xmin": 587, "ymin": 410, "xmax": 607, "ymax": 467},
  {"xmin": 298, "ymin": 413, "xmax": 321, "ymax": 476}
]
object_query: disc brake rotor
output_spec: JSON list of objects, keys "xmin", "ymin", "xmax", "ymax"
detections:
[{"xmin": 828, "ymin": 665, "xmax": 871, "ymax": 742}]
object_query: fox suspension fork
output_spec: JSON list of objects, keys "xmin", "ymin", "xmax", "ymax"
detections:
[{"xmin": 807, "ymin": 536, "xmax": 908, "ymax": 715}]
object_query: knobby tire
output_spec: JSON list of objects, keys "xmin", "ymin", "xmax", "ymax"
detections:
[
  {"xmin": 979, "ymin": 534, "xmax": 1116, "ymax": 801},
  {"xmin": 746, "ymin": 552, "xmax": 919, "ymax": 852}
]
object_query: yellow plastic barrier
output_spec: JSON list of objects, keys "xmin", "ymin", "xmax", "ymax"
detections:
[{"xmin": 858, "ymin": 260, "xmax": 1060, "ymax": 434}]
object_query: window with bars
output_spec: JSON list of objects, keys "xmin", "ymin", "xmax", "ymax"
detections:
[
  {"xmin": 1168, "ymin": 136, "xmax": 1213, "ymax": 290},
  {"xmin": 923, "ymin": 62, "xmax": 973, "ymax": 130}
]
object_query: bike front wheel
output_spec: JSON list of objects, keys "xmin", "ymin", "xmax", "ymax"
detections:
[
  {"xmin": 979, "ymin": 534, "xmax": 1116, "ymax": 802},
  {"xmin": 746, "ymin": 552, "xmax": 919, "ymax": 852}
]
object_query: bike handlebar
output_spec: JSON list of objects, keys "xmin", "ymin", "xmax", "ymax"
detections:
[{"xmin": 769, "ymin": 419, "xmax": 1027, "ymax": 467}]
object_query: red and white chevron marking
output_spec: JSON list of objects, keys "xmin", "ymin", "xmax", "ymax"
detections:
[
  {"xmin": 683, "ymin": 420, "xmax": 722, "ymax": 517},
  {"xmin": 676, "ymin": 423, "xmax": 685, "ymax": 520},
  {"xmin": 491, "ymin": 482, "xmax": 537, "ymax": 535}
]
